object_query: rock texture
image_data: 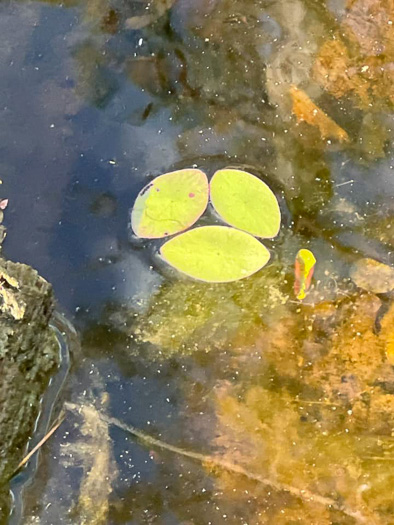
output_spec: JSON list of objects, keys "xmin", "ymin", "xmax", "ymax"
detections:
[{"xmin": 0, "ymin": 258, "xmax": 59, "ymax": 522}]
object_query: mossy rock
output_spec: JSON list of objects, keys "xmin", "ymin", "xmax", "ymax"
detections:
[{"xmin": 0, "ymin": 258, "xmax": 59, "ymax": 521}]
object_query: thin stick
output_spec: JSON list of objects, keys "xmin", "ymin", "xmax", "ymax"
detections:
[
  {"xmin": 16, "ymin": 414, "xmax": 65, "ymax": 471},
  {"xmin": 363, "ymin": 456, "xmax": 394, "ymax": 461},
  {"xmin": 335, "ymin": 179, "xmax": 355, "ymax": 187},
  {"xmin": 290, "ymin": 398, "xmax": 341, "ymax": 407},
  {"xmin": 65, "ymin": 403, "xmax": 375, "ymax": 525}
]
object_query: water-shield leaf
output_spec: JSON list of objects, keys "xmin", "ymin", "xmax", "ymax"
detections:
[
  {"xmin": 210, "ymin": 169, "xmax": 281, "ymax": 238},
  {"xmin": 160, "ymin": 226, "xmax": 270, "ymax": 282},
  {"xmin": 131, "ymin": 169, "xmax": 209, "ymax": 238},
  {"xmin": 294, "ymin": 249, "xmax": 316, "ymax": 300}
]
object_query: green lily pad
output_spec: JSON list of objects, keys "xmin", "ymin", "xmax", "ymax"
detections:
[
  {"xmin": 160, "ymin": 225, "xmax": 270, "ymax": 282},
  {"xmin": 131, "ymin": 169, "xmax": 209, "ymax": 238},
  {"xmin": 210, "ymin": 169, "xmax": 281, "ymax": 238}
]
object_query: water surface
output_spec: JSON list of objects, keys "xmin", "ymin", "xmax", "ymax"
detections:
[{"xmin": 2, "ymin": 0, "xmax": 394, "ymax": 523}]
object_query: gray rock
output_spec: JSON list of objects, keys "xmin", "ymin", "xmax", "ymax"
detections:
[{"xmin": 0, "ymin": 258, "xmax": 59, "ymax": 522}]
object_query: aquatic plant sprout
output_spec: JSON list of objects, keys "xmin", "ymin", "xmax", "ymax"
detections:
[
  {"xmin": 294, "ymin": 249, "xmax": 316, "ymax": 300},
  {"xmin": 131, "ymin": 167, "xmax": 284, "ymax": 282}
]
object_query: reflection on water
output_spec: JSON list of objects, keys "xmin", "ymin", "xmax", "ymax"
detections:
[{"xmin": 2, "ymin": 0, "xmax": 394, "ymax": 523}]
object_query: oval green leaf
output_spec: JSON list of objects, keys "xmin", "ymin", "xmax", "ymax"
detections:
[
  {"xmin": 350, "ymin": 258, "xmax": 394, "ymax": 294},
  {"xmin": 132, "ymin": 169, "xmax": 209, "ymax": 238},
  {"xmin": 160, "ymin": 225, "xmax": 270, "ymax": 282},
  {"xmin": 210, "ymin": 169, "xmax": 281, "ymax": 238}
]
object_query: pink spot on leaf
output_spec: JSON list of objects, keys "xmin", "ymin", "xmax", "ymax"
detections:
[{"xmin": 189, "ymin": 193, "xmax": 195, "ymax": 198}]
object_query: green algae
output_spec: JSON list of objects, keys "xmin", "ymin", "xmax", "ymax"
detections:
[{"xmin": 133, "ymin": 262, "xmax": 288, "ymax": 357}]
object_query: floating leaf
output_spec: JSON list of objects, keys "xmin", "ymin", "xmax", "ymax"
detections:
[
  {"xmin": 160, "ymin": 226, "xmax": 270, "ymax": 283},
  {"xmin": 131, "ymin": 169, "xmax": 209, "ymax": 238},
  {"xmin": 294, "ymin": 249, "xmax": 316, "ymax": 300},
  {"xmin": 290, "ymin": 85, "xmax": 349, "ymax": 142},
  {"xmin": 350, "ymin": 258, "xmax": 394, "ymax": 294},
  {"xmin": 209, "ymin": 169, "xmax": 281, "ymax": 238}
]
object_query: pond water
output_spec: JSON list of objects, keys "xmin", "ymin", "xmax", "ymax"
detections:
[{"xmin": 2, "ymin": 0, "xmax": 394, "ymax": 523}]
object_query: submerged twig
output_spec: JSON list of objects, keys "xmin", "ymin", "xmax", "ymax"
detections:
[
  {"xmin": 335, "ymin": 179, "xmax": 355, "ymax": 187},
  {"xmin": 291, "ymin": 398, "xmax": 341, "ymax": 407},
  {"xmin": 64, "ymin": 402, "xmax": 376, "ymax": 525},
  {"xmin": 363, "ymin": 456, "xmax": 394, "ymax": 462},
  {"xmin": 15, "ymin": 414, "xmax": 65, "ymax": 472}
]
